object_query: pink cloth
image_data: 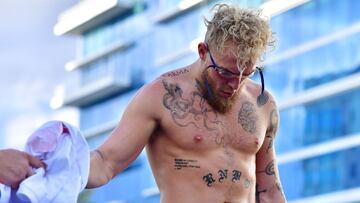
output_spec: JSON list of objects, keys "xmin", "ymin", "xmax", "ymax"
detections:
[{"xmin": 0, "ymin": 121, "xmax": 89, "ymax": 203}]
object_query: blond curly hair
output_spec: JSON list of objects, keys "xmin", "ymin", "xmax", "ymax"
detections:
[{"xmin": 204, "ymin": 4, "xmax": 275, "ymax": 69}]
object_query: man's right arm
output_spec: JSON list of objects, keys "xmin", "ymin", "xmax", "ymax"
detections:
[{"xmin": 86, "ymin": 81, "xmax": 162, "ymax": 188}]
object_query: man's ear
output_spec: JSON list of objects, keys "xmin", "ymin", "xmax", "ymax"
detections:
[{"xmin": 198, "ymin": 42, "xmax": 208, "ymax": 61}]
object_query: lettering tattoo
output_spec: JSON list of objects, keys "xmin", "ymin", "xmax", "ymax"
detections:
[
  {"xmin": 257, "ymin": 92, "xmax": 269, "ymax": 107},
  {"xmin": 232, "ymin": 170, "xmax": 242, "ymax": 182},
  {"xmin": 203, "ymin": 173, "xmax": 216, "ymax": 187},
  {"xmin": 162, "ymin": 68, "xmax": 189, "ymax": 78},
  {"xmin": 162, "ymin": 80, "xmax": 221, "ymax": 130},
  {"xmin": 174, "ymin": 158, "xmax": 200, "ymax": 170},
  {"xmin": 238, "ymin": 102, "xmax": 258, "ymax": 134},
  {"xmin": 218, "ymin": 169, "xmax": 228, "ymax": 183},
  {"xmin": 203, "ymin": 169, "xmax": 246, "ymax": 187}
]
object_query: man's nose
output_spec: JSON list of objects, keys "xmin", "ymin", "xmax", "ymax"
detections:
[{"xmin": 227, "ymin": 78, "xmax": 240, "ymax": 90}]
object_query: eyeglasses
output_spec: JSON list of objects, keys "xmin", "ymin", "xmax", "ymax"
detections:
[
  {"xmin": 207, "ymin": 46, "xmax": 257, "ymax": 80},
  {"xmin": 204, "ymin": 44, "xmax": 266, "ymax": 101}
]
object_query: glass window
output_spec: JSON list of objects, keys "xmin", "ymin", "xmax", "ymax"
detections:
[
  {"xmin": 270, "ymin": 0, "xmax": 360, "ymax": 53},
  {"xmin": 80, "ymin": 90, "xmax": 137, "ymax": 131},
  {"xmin": 279, "ymin": 147, "xmax": 360, "ymax": 200},
  {"xmin": 276, "ymin": 87, "xmax": 360, "ymax": 153}
]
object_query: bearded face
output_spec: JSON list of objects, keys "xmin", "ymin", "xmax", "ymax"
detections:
[{"xmin": 196, "ymin": 73, "xmax": 239, "ymax": 114}]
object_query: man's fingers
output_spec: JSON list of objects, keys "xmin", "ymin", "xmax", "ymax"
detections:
[
  {"xmin": 26, "ymin": 153, "xmax": 46, "ymax": 169},
  {"xmin": 10, "ymin": 181, "xmax": 20, "ymax": 190},
  {"xmin": 26, "ymin": 166, "xmax": 34, "ymax": 178}
]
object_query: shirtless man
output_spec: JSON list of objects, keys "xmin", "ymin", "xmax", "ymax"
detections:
[{"xmin": 86, "ymin": 4, "xmax": 286, "ymax": 203}]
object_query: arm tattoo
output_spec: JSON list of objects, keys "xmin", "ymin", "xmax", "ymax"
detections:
[
  {"xmin": 238, "ymin": 102, "xmax": 258, "ymax": 134},
  {"xmin": 256, "ymin": 184, "xmax": 267, "ymax": 203},
  {"xmin": 257, "ymin": 160, "xmax": 275, "ymax": 176},
  {"xmin": 264, "ymin": 160, "xmax": 275, "ymax": 176},
  {"xmin": 93, "ymin": 149, "xmax": 104, "ymax": 160},
  {"xmin": 266, "ymin": 108, "xmax": 278, "ymax": 153},
  {"xmin": 266, "ymin": 135, "xmax": 274, "ymax": 153},
  {"xmin": 269, "ymin": 109, "xmax": 278, "ymax": 133}
]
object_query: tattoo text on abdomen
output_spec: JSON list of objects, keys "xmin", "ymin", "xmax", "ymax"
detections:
[
  {"xmin": 174, "ymin": 158, "xmax": 200, "ymax": 170},
  {"xmin": 202, "ymin": 169, "xmax": 251, "ymax": 188}
]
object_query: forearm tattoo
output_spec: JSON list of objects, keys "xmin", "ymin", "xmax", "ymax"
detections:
[
  {"xmin": 238, "ymin": 102, "xmax": 258, "ymax": 134},
  {"xmin": 93, "ymin": 149, "xmax": 104, "ymax": 160},
  {"xmin": 256, "ymin": 160, "xmax": 285, "ymax": 202},
  {"xmin": 257, "ymin": 160, "xmax": 275, "ymax": 176},
  {"xmin": 256, "ymin": 184, "xmax": 267, "ymax": 203}
]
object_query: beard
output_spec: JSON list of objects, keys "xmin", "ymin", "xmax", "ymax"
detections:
[{"xmin": 196, "ymin": 75, "xmax": 239, "ymax": 114}]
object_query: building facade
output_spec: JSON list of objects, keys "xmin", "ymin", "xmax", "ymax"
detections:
[
  {"xmin": 268, "ymin": 0, "xmax": 360, "ymax": 202},
  {"xmin": 54, "ymin": 0, "xmax": 360, "ymax": 202}
]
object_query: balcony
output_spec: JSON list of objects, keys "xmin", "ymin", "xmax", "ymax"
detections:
[
  {"xmin": 63, "ymin": 74, "xmax": 130, "ymax": 107},
  {"xmin": 65, "ymin": 40, "xmax": 134, "ymax": 71},
  {"xmin": 83, "ymin": 120, "xmax": 118, "ymax": 138},
  {"xmin": 153, "ymin": 0, "xmax": 206, "ymax": 23},
  {"xmin": 82, "ymin": 90, "xmax": 137, "ymax": 138},
  {"xmin": 54, "ymin": 0, "xmax": 134, "ymax": 35}
]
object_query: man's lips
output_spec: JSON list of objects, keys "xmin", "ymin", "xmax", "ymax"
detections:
[{"xmin": 219, "ymin": 91, "xmax": 233, "ymax": 98}]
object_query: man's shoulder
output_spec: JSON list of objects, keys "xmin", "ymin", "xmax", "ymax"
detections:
[
  {"xmin": 152, "ymin": 67, "xmax": 193, "ymax": 93},
  {"xmin": 133, "ymin": 68, "xmax": 190, "ymax": 102},
  {"xmin": 160, "ymin": 67, "xmax": 190, "ymax": 79},
  {"xmin": 244, "ymin": 79, "xmax": 277, "ymax": 107}
]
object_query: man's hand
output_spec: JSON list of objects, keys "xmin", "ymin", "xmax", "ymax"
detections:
[{"xmin": 0, "ymin": 149, "xmax": 45, "ymax": 189}]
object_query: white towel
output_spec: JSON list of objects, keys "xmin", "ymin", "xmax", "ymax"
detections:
[{"xmin": 0, "ymin": 121, "xmax": 90, "ymax": 203}]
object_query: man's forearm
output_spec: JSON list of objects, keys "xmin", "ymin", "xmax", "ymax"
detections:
[{"xmin": 86, "ymin": 149, "xmax": 113, "ymax": 189}]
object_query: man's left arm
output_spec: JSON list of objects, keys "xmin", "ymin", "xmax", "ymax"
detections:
[{"xmin": 255, "ymin": 101, "xmax": 286, "ymax": 203}]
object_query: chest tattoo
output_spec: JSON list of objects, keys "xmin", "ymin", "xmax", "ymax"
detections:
[
  {"xmin": 238, "ymin": 102, "xmax": 258, "ymax": 134},
  {"xmin": 162, "ymin": 80, "xmax": 222, "ymax": 131}
]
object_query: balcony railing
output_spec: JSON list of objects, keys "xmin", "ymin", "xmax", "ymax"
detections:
[
  {"xmin": 54, "ymin": 0, "xmax": 134, "ymax": 35},
  {"xmin": 63, "ymin": 74, "xmax": 130, "ymax": 107}
]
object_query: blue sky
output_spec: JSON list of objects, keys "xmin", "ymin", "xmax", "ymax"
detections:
[{"xmin": 0, "ymin": 0, "xmax": 78, "ymax": 149}]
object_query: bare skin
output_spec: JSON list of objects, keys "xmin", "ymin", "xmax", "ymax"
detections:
[
  {"xmin": 0, "ymin": 149, "xmax": 45, "ymax": 189},
  {"xmin": 87, "ymin": 42, "xmax": 286, "ymax": 203}
]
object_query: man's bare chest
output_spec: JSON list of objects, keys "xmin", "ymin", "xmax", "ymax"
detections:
[{"xmin": 161, "ymin": 94, "xmax": 267, "ymax": 154}]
